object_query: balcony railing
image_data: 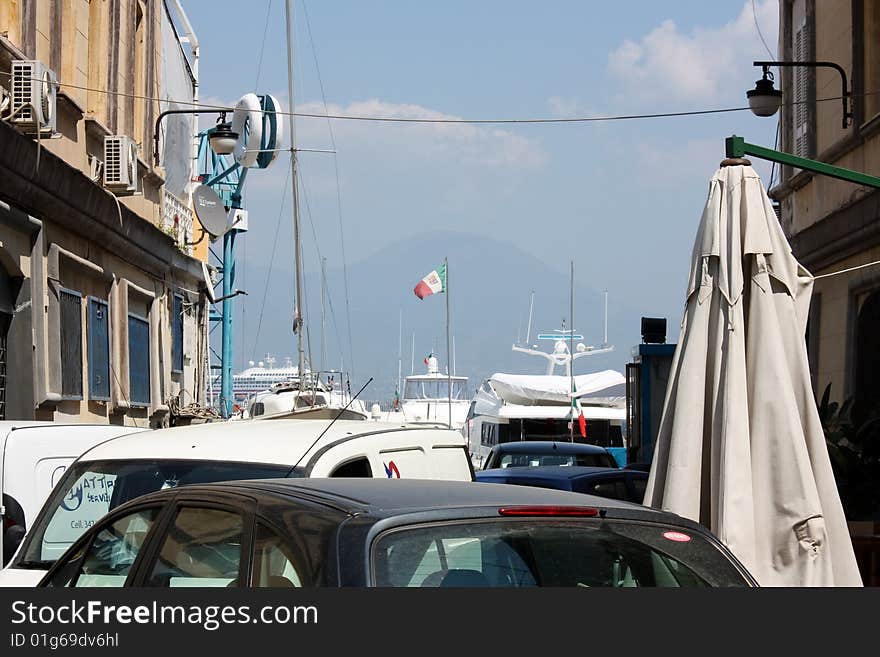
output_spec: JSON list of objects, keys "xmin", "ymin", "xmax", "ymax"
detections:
[{"xmin": 161, "ymin": 189, "xmax": 193, "ymax": 255}]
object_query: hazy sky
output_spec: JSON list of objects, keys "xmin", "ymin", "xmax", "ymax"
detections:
[{"xmin": 179, "ymin": 0, "xmax": 780, "ymax": 374}]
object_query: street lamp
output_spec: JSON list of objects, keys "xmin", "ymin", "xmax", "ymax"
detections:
[
  {"xmin": 153, "ymin": 107, "xmax": 236, "ymax": 166},
  {"xmin": 746, "ymin": 60, "xmax": 852, "ymax": 129}
]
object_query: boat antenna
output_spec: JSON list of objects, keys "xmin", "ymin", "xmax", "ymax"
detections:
[
  {"xmin": 525, "ymin": 290, "xmax": 535, "ymax": 345},
  {"xmin": 285, "ymin": 0, "xmax": 306, "ymax": 390},
  {"xmin": 410, "ymin": 332, "xmax": 415, "ymax": 375},
  {"xmin": 603, "ymin": 289, "xmax": 609, "ymax": 346},
  {"xmin": 294, "ymin": 377, "xmax": 374, "ymax": 468}
]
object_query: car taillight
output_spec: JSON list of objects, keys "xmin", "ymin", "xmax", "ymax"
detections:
[{"xmin": 498, "ymin": 506, "xmax": 600, "ymax": 517}]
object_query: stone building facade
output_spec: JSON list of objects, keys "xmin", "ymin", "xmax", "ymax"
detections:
[{"xmin": 0, "ymin": 0, "xmax": 210, "ymax": 427}]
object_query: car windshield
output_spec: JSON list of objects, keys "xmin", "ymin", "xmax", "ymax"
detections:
[
  {"xmin": 17, "ymin": 459, "xmax": 298, "ymax": 566},
  {"xmin": 495, "ymin": 453, "xmax": 616, "ymax": 468},
  {"xmin": 373, "ymin": 519, "xmax": 750, "ymax": 587}
]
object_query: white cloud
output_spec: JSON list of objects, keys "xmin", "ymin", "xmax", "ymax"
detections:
[
  {"xmin": 294, "ymin": 99, "xmax": 548, "ymax": 170},
  {"xmin": 607, "ymin": 0, "xmax": 778, "ymax": 106}
]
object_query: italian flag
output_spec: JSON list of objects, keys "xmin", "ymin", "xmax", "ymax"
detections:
[
  {"xmin": 424, "ymin": 352, "xmax": 433, "ymax": 365},
  {"xmin": 572, "ymin": 381, "xmax": 586, "ymax": 438},
  {"xmin": 413, "ymin": 262, "xmax": 446, "ymax": 299}
]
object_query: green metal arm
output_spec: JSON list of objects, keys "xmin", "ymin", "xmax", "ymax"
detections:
[{"xmin": 725, "ymin": 135, "xmax": 880, "ymax": 189}]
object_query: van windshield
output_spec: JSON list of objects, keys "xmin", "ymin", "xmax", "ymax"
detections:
[{"xmin": 16, "ymin": 459, "xmax": 298, "ymax": 566}]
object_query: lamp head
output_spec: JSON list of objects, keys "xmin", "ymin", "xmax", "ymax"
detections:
[
  {"xmin": 208, "ymin": 113, "xmax": 239, "ymax": 155},
  {"xmin": 747, "ymin": 69, "xmax": 782, "ymax": 118}
]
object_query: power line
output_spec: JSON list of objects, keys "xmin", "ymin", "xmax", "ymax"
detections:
[
  {"xmin": 253, "ymin": 0, "xmax": 274, "ymax": 92},
  {"xmin": 4, "ymin": 69, "xmax": 877, "ymax": 127},
  {"xmin": 752, "ymin": 0, "xmax": 776, "ymax": 60}
]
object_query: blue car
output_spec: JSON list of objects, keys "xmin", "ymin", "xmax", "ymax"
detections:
[
  {"xmin": 476, "ymin": 465, "xmax": 649, "ymax": 505},
  {"xmin": 481, "ymin": 441, "xmax": 620, "ymax": 470}
]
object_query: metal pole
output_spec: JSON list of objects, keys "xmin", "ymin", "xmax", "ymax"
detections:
[
  {"xmin": 397, "ymin": 310, "xmax": 402, "ymax": 401},
  {"xmin": 411, "ymin": 332, "xmax": 415, "ymax": 375},
  {"xmin": 220, "ymin": 230, "xmax": 236, "ymax": 418},
  {"xmin": 320, "ymin": 257, "xmax": 327, "ymax": 376},
  {"xmin": 570, "ymin": 261, "xmax": 574, "ymax": 443},
  {"xmin": 285, "ymin": 0, "xmax": 306, "ymax": 386},
  {"xmin": 604, "ymin": 289, "xmax": 608, "ymax": 345},
  {"xmin": 525, "ymin": 290, "xmax": 534, "ymax": 345},
  {"xmin": 445, "ymin": 257, "xmax": 452, "ymax": 429}
]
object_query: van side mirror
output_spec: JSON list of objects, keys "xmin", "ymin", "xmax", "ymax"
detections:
[{"xmin": 3, "ymin": 525, "xmax": 26, "ymax": 567}]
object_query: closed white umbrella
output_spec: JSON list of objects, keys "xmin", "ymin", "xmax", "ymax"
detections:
[{"xmin": 644, "ymin": 163, "xmax": 862, "ymax": 586}]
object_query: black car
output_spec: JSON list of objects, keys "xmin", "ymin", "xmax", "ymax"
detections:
[
  {"xmin": 481, "ymin": 441, "xmax": 619, "ymax": 470},
  {"xmin": 39, "ymin": 478, "xmax": 755, "ymax": 588},
  {"xmin": 476, "ymin": 465, "xmax": 649, "ymax": 504}
]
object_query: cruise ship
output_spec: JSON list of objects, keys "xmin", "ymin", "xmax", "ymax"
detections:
[{"xmin": 209, "ymin": 355, "xmax": 300, "ymax": 405}]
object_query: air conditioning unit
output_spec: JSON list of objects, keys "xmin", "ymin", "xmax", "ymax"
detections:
[
  {"xmin": 103, "ymin": 135, "xmax": 139, "ymax": 193},
  {"xmin": 10, "ymin": 60, "xmax": 58, "ymax": 134}
]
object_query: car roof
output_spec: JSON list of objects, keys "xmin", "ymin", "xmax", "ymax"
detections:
[
  {"xmin": 129, "ymin": 477, "xmax": 702, "ymax": 530},
  {"xmin": 491, "ymin": 441, "xmax": 609, "ymax": 455},
  {"xmin": 477, "ymin": 465, "xmax": 632, "ymax": 481},
  {"xmin": 76, "ymin": 419, "xmax": 464, "ymax": 466}
]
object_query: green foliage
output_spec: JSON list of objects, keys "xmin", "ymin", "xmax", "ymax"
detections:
[{"xmin": 817, "ymin": 383, "xmax": 880, "ymax": 520}]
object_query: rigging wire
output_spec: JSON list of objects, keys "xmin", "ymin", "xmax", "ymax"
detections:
[
  {"xmin": 254, "ymin": 0, "xmax": 274, "ymax": 92},
  {"xmin": 250, "ymin": 156, "xmax": 293, "ymax": 358},
  {"xmin": 302, "ymin": 0, "xmax": 356, "ymax": 383}
]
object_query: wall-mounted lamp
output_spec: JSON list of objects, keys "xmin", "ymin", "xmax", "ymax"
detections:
[{"xmin": 747, "ymin": 60, "xmax": 852, "ymax": 129}]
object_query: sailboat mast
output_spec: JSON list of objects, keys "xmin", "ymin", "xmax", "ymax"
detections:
[
  {"xmin": 397, "ymin": 310, "xmax": 402, "ymax": 399},
  {"xmin": 285, "ymin": 0, "xmax": 305, "ymax": 386},
  {"xmin": 321, "ymin": 257, "xmax": 327, "ymax": 375}
]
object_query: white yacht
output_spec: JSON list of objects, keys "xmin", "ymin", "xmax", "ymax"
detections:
[
  {"xmin": 371, "ymin": 355, "xmax": 469, "ymax": 428},
  {"xmin": 245, "ymin": 370, "xmax": 368, "ymax": 421},
  {"xmin": 465, "ymin": 329, "xmax": 627, "ymax": 469}
]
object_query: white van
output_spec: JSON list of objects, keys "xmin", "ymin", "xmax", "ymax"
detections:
[
  {"xmin": 1, "ymin": 421, "xmax": 146, "ymax": 566},
  {"xmin": 0, "ymin": 418, "xmax": 473, "ymax": 586}
]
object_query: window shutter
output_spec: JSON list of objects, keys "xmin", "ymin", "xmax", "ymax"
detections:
[
  {"xmin": 88, "ymin": 298, "xmax": 111, "ymax": 400},
  {"xmin": 128, "ymin": 314, "xmax": 151, "ymax": 406},
  {"xmin": 793, "ymin": 4, "xmax": 810, "ymax": 158},
  {"xmin": 60, "ymin": 290, "xmax": 83, "ymax": 399},
  {"xmin": 172, "ymin": 294, "xmax": 184, "ymax": 374}
]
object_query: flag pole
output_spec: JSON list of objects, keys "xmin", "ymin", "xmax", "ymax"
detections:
[
  {"xmin": 570, "ymin": 260, "xmax": 574, "ymax": 443},
  {"xmin": 445, "ymin": 256, "xmax": 452, "ymax": 429}
]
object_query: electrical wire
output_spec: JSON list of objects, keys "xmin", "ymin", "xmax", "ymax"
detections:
[
  {"xmin": 254, "ymin": 0, "xmax": 274, "ymax": 92},
  {"xmin": 752, "ymin": 0, "xmax": 776, "ymax": 60},
  {"xmin": 4, "ymin": 69, "xmax": 878, "ymax": 126}
]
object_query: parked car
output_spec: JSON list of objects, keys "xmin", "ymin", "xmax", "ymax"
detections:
[
  {"xmin": 38, "ymin": 478, "xmax": 757, "ymax": 588},
  {"xmin": 1, "ymin": 421, "xmax": 147, "ymax": 566},
  {"xmin": 1, "ymin": 419, "xmax": 473, "ymax": 586},
  {"xmin": 476, "ymin": 465, "xmax": 649, "ymax": 504},
  {"xmin": 480, "ymin": 441, "xmax": 619, "ymax": 470}
]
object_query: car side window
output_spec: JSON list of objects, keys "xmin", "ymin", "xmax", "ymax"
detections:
[
  {"xmin": 44, "ymin": 507, "xmax": 159, "ymax": 588},
  {"xmin": 588, "ymin": 479, "xmax": 629, "ymax": 501},
  {"xmin": 251, "ymin": 522, "xmax": 303, "ymax": 588},
  {"xmin": 630, "ymin": 477, "xmax": 647, "ymax": 503},
  {"xmin": 145, "ymin": 507, "xmax": 244, "ymax": 588}
]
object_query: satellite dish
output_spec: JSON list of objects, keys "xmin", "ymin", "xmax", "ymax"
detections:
[
  {"xmin": 201, "ymin": 261, "xmax": 216, "ymax": 303},
  {"xmin": 192, "ymin": 184, "xmax": 228, "ymax": 239}
]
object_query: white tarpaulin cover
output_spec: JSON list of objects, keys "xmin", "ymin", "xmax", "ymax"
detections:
[
  {"xmin": 489, "ymin": 370, "xmax": 625, "ymax": 405},
  {"xmin": 644, "ymin": 165, "xmax": 861, "ymax": 586}
]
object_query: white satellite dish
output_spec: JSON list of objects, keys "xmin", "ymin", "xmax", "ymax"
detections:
[
  {"xmin": 192, "ymin": 184, "xmax": 228, "ymax": 239},
  {"xmin": 201, "ymin": 261, "xmax": 217, "ymax": 303}
]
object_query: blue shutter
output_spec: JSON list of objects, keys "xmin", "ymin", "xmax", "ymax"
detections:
[
  {"xmin": 128, "ymin": 314, "xmax": 150, "ymax": 406},
  {"xmin": 60, "ymin": 289, "xmax": 83, "ymax": 399},
  {"xmin": 87, "ymin": 298, "xmax": 110, "ymax": 400},
  {"xmin": 172, "ymin": 294, "xmax": 183, "ymax": 373}
]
